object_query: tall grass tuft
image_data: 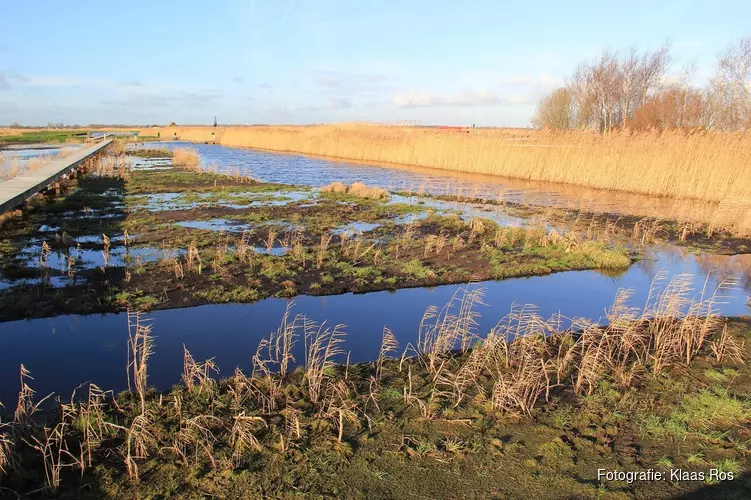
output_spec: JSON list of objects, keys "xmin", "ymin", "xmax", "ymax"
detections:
[
  {"xmin": 172, "ymin": 148, "xmax": 201, "ymax": 170},
  {"xmin": 321, "ymin": 181, "xmax": 390, "ymax": 200},
  {"xmin": 303, "ymin": 317, "xmax": 347, "ymax": 405},
  {"xmin": 126, "ymin": 310, "xmax": 155, "ymax": 413}
]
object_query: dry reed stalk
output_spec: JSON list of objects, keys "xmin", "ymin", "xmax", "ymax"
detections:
[
  {"xmin": 105, "ymin": 411, "xmax": 157, "ymax": 482},
  {"xmin": 74, "ymin": 383, "xmax": 110, "ymax": 469},
  {"xmin": 39, "ymin": 241, "xmax": 51, "ymax": 268},
  {"xmin": 66, "ymin": 255, "xmax": 75, "ymax": 279},
  {"xmin": 303, "ymin": 316, "xmax": 347, "ymax": 405},
  {"xmin": 417, "ymin": 287, "xmax": 486, "ymax": 373},
  {"xmin": 373, "ymin": 248, "xmax": 382, "ymax": 266},
  {"xmin": 187, "ymin": 244, "xmax": 202, "ymax": 274},
  {"xmin": 235, "ymin": 230, "xmax": 251, "ymax": 261},
  {"xmin": 252, "ymin": 303, "xmax": 300, "ymax": 411},
  {"xmin": 182, "ymin": 346, "xmax": 219, "ymax": 395},
  {"xmin": 173, "ymin": 259, "xmax": 184, "ymax": 279},
  {"xmin": 126, "ymin": 310, "xmax": 155, "ymax": 413},
  {"xmin": 0, "ymin": 425, "xmax": 13, "ymax": 476},
  {"xmin": 376, "ymin": 327, "xmax": 399, "ymax": 382},
  {"xmin": 317, "ymin": 231, "xmax": 332, "ymax": 269},
  {"xmin": 711, "ymin": 323, "xmax": 747, "ymax": 363},
  {"xmin": 229, "ymin": 413, "xmax": 265, "ymax": 468},
  {"xmin": 482, "ymin": 307, "xmax": 557, "ymax": 414},
  {"xmin": 468, "ymin": 218, "xmax": 486, "ymax": 243},
  {"xmin": 14, "ymin": 365, "xmax": 54, "ymax": 427},
  {"xmin": 423, "ymin": 235, "xmax": 437, "ymax": 257},
  {"xmin": 22, "ymin": 420, "xmax": 83, "ymax": 493},
  {"xmin": 171, "ymin": 415, "xmax": 221, "ymax": 469},
  {"xmin": 265, "ymin": 228, "xmax": 277, "ymax": 254},
  {"xmin": 451, "ymin": 234, "xmax": 466, "ymax": 252},
  {"xmin": 282, "ymin": 403, "xmax": 303, "ymax": 441},
  {"xmin": 253, "ymin": 302, "xmax": 298, "ymax": 379},
  {"xmin": 323, "ymin": 380, "xmax": 360, "ymax": 443}
]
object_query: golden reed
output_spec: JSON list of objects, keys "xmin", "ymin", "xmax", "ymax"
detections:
[{"xmin": 143, "ymin": 124, "xmax": 751, "ymax": 235}]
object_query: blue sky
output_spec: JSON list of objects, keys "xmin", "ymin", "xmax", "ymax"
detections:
[{"xmin": 1, "ymin": 0, "xmax": 749, "ymax": 126}]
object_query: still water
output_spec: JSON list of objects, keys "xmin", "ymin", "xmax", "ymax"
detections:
[
  {"xmin": 132, "ymin": 141, "xmax": 715, "ymax": 219},
  {"xmin": 0, "ymin": 247, "xmax": 748, "ymax": 401}
]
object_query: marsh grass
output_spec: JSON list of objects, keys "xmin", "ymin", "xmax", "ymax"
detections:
[
  {"xmin": 172, "ymin": 148, "xmax": 201, "ymax": 170},
  {"xmin": 0, "ymin": 272, "xmax": 748, "ymax": 496}
]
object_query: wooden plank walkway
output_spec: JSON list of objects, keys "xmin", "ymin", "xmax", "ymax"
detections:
[{"xmin": 0, "ymin": 139, "xmax": 112, "ymax": 214}]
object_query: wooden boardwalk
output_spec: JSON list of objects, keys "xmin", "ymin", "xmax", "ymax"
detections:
[{"xmin": 0, "ymin": 139, "xmax": 112, "ymax": 214}]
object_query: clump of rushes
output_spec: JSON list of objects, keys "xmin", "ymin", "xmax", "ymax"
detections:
[
  {"xmin": 320, "ymin": 181, "xmax": 390, "ymax": 200},
  {"xmin": 172, "ymin": 148, "xmax": 201, "ymax": 170}
]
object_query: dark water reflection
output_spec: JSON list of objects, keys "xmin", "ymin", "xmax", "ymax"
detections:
[{"xmin": 0, "ymin": 248, "xmax": 748, "ymax": 401}]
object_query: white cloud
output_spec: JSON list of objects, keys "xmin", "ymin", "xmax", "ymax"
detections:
[
  {"xmin": 500, "ymin": 72, "xmax": 555, "ymax": 86},
  {"xmin": 392, "ymin": 89, "xmax": 502, "ymax": 108}
]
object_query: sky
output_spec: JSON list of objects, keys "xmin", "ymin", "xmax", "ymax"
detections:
[{"xmin": 1, "ymin": 0, "xmax": 749, "ymax": 127}]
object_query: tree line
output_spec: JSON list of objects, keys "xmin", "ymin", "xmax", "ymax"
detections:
[{"xmin": 532, "ymin": 37, "xmax": 751, "ymax": 132}]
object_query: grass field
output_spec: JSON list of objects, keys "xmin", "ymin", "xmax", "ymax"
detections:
[{"xmin": 0, "ymin": 129, "xmax": 92, "ymax": 144}]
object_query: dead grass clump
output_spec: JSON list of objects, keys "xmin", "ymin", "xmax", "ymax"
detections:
[
  {"xmin": 172, "ymin": 148, "xmax": 201, "ymax": 170},
  {"xmin": 320, "ymin": 181, "xmax": 348, "ymax": 194},
  {"xmin": 320, "ymin": 181, "xmax": 390, "ymax": 200},
  {"xmin": 303, "ymin": 318, "xmax": 347, "ymax": 405},
  {"xmin": 348, "ymin": 182, "xmax": 389, "ymax": 200}
]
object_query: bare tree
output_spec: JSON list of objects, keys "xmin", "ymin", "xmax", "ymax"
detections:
[
  {"xmin": 531, "ymin": 88, "xmax": 573, "ymax": 129},
  {"xmin": 537, "ymin": 42, "xmax": 672, "ymax": 132},
  {"xmin": 712, "ymin": 36, "xmax": 751, "ymax": 130}
]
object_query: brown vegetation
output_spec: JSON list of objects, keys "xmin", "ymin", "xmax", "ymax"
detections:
[
  {"xmin": 171, "ymin": 148, "xmax": 201, "ymax": 170},
  {"xmin": 0, "ymin": 276, "xmax": 747, "ymax": 497},
  {"xmin": 533, "ymin": 37, "xmax": 751, "ymax": 132},
  {"xmin": 320, "ymin": 181, "xmax": 389, "ymax": 200},
  {"xmin": 143, "ymin": 124, "xmax": 751, "ymax": 209}
]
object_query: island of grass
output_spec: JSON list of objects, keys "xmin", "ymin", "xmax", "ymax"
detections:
[{"xmin": 0, "ymin": 160, "xmax": 634, "ymax": 321}]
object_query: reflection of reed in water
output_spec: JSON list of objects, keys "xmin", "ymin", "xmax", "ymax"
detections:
[{"xmin": 694, "ymin": 252, "xmax": 751, "ymax": 295}]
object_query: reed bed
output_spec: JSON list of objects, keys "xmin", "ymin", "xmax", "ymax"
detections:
[{"xmin": 144, "ymin": 125, "xmax": 751, "ymax": 204}]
